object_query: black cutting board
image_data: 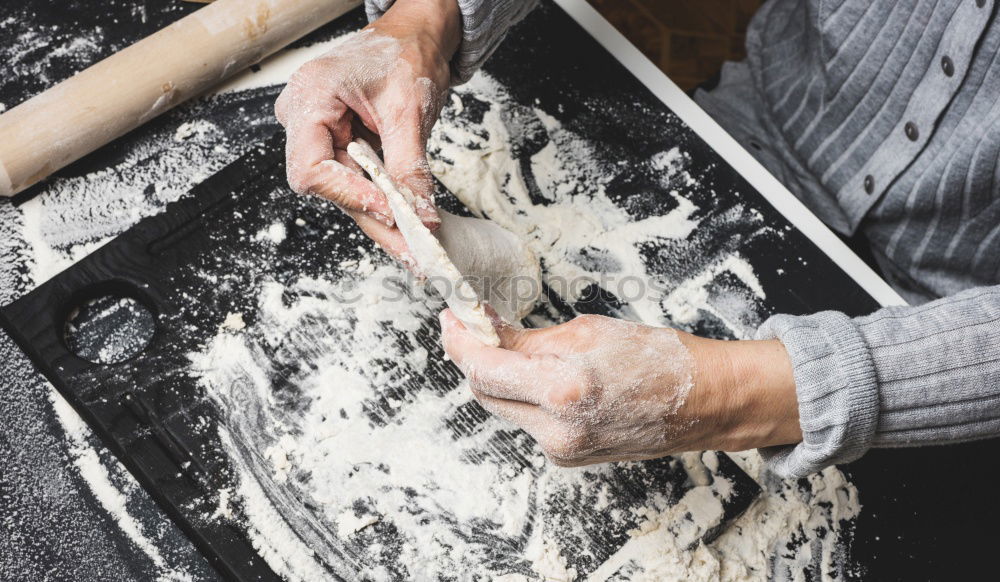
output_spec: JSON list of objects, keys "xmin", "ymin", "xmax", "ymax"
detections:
[
  {"xmin": 0, "ymin": 3, "xmax": 896, "ymax": 580},
  {"xmin": 0, "ymin": 130, "xmax": 764, "ymax": 580},
  {"xmin": 1, "ymin": 139, "xmax": 293, "ymax": 581}
]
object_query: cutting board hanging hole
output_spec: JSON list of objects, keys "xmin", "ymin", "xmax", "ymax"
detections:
[{"xmin": 64, "ymin": 294, "xmax": 156, "ymax": 364}]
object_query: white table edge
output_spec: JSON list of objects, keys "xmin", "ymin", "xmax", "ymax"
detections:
[{"xmin": 554, "ymin": 0, "xmax": 908, "ymax": 309}]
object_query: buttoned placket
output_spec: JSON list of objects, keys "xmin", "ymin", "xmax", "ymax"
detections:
[{"xmin": 839, "ymin": 0, "xmax": 995, "ymax": 231}]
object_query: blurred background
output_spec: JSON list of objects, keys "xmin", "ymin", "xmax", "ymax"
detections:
[{"xmin": 586, "ymin": 0, "xmax": 764, "ymax": 90}]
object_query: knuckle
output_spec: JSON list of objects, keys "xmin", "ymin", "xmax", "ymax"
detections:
[
  {"xmin": 542, "ymin": 429, "xmax": 588, "ymax": 464},
  {"xmin": 543, "ymin": 364, "xmax": 592, "ymax": 409},
  {"xmin": 545, "ymin": 381, "xmax": 584, "ymax": 408},
  {"xmin": 291, "ymin": 61, "xmax": 323, "ymax": 83},
  {"xmin": 273, "ymin": 95, "xmax": 288, "ymax": 125},
  {"xmin": 285, "ymin": 166, "xmax": 314, "ymax": 196}
]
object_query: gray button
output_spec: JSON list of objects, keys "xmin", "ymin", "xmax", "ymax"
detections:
[
  {"xmin": 864, "ymin": 175, "xmax": 875, "ymax": 194},
  {"xmin": 942, "ymin": 55, "xmax": 955, "ymax": 77},
  {"xmin": 905, "ymin": 122, "xmax": 919, "ymax": 141},
  {"xmin": 977, "ymin": 0, "xmax": 987, "ymax": 8}
]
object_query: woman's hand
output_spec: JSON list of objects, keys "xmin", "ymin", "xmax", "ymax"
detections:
[
  {"xmin": 440, "ymin": 310, "xmax": 803, "ymax": 467},
  {"xmin": 275, "ymin": 0, "xmax": 461, "ymax": 259}
]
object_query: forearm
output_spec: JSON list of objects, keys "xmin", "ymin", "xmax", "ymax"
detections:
[
  {"xmin": 864, "ymin": 286, "xmax": 1000, "ymax": 446},
  {"xmin": 368, "ymin": 0, "xmax": 462, "ymax": 62},
  {"xmin": 678, "ymin": 334, "xmax": 802, "ymax": 454},
  {"xmin": 757, "ymin": 284, "xmax": 1000, "ymax": 477},
  {"xmin": 366, "ymin": 0, "xmax": 540, "ymax": 83}
]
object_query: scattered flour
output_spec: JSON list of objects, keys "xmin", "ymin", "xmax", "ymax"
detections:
[
  {"xmin": 17, "ymin": 116, "xmax": 232, "ymax": 286},
  {"xmin": 174, "ymin": 119, "xmax": 217, "ymax": 142},
  {"xmin": 336, "ymin": 510, "xmax": 381, "ymax": 539},
  {"xmin": 191, "ymin": 267, "xmax": 564, "ymax": 580},
  {"xmin": 50, "ymin": 391, "xmax": 196, "ymax": 582},
  {"xmin": 429, "ymin": 74, "xmax": 768, "ymax": 337},
  {"xmin": 3, "ymin": 19, "xmax": 861, "ymax": 582},
  {"xmin": 211, "ymin": 488, "xmax": 234, "ymax": 521},
  {"xmin": 4, "ymin": 49, "xmax": 254, "ymax": 575},
  {"xmin": 0, "ymin": 22, "xmax": 104, "ymax": 89},
  {"xmin": 255, "ymin": 221, "xmax": 288, "ymax": 245},
  {"xmin": 184, "ymin": 71, "xmax": 861, "ymax": 581},
  {"xmin": 589, "ymin": 454, "xmax": 859, "ymax": 581},
  {"xmin": 190, "ymin": 264, "xmax": 858, "ymax": 580}
]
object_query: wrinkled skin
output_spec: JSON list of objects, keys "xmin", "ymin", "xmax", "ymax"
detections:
[
  {"xmin": 441, "ymin": 309, "xmax": 803, "ymax": 467},
  {"xmin": 442, "ymin": 310, "xmax": 698, "ymax": 466},
  {"xmin": 276, "ymin": 0, "xmax": 803, "ymax": 468},
  {"xmin": 275, "ymin": 0, "xmax": 460, "ymax": 260}
]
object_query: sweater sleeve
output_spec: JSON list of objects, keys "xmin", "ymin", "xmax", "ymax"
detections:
[
  {"xmin": 365, "ymin": 0, "xmax": 539, "ymax": 84},
  {"xmin": 755, "ymin": 285, "xmax": 1000, "ymax": 478}
]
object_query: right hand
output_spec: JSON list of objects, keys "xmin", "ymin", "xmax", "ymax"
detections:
[
  {"xmin": 274, "ymin": 0, "xmax": 461, "ymax": 259},
  {"xmin": 440, "ymin": 310, "xmax": 803, "ymax": 467}
]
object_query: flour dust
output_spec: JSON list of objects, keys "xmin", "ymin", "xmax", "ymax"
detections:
[
  {"xmin": 1, "ymin": 8, "xmax": 861, "ymax": 579},
  {"xmin": 184, "ymin": 72, "xmax": 861, "ymax": 581},
  {"xmin": 1, "ymin": 69, "xmax": 283, "ymax": 580}
]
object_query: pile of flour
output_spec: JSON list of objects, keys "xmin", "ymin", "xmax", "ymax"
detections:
[{"xmin": 185, "ymin": 71, "xmax": 861, "ymax": 581}]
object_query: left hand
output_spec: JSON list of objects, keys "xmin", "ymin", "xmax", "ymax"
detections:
[
  {"xmin": 440, "ymin": 310, "xmax": 802, "ymax": 467},
  {"xmin": 273, "ymin": 0, "xmax": 461, "ymax": 261}
]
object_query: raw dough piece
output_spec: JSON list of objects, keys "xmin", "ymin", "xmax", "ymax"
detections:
[
  {"xmin": 435, "ymin": 210, "xmax": 541, "ymax": 324},
  {"xmin": 347, "ymin": 140, "xmax": 540, "ymax": 345}
]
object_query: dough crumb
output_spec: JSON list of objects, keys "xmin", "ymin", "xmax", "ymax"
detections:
[
  {"xmin": 174, "ymin": 119, "xmax": 215, "ymax": 142},
  {"xmin": 220, "ymin": 312, "xmax": 246, "ymax": 331},
  {"xmin": 336, "ymin": 511, "xmax": 381, "ymax": 538},
  {"xmin": 253, "ymin": 222, "xmax": 287, "ymax": 245}
]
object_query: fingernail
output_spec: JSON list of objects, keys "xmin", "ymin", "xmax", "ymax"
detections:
[
  {"xmin": 400, "ymin": 253, "xmax": 422, "ymax": 275},
  {"xmin": 483, "ymin": 304, "xmax": 502, "ymax": 324},
  {"xmin": 372, "ymin": 211, "xmax": 394, "ymax": 227},
  {"xmin": 423, "ymin": 217, "xmax": 441, "ymax": 231},
  {"xmin": 414, "ymin": 199, "xmax": 440, "ymax": 227}
]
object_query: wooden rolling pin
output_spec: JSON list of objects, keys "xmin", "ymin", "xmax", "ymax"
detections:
[{"xmin": 0, "ymin": 0, "xmax": 361, "ymax": 197}]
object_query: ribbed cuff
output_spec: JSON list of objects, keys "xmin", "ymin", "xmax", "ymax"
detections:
[
  {"xmin": 754, "ymin": 311, "xmax": 880, "ymax": 478},
  {"xmin": 366, "ymin": 0, "xmax": 538, "ymax": 84}
]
